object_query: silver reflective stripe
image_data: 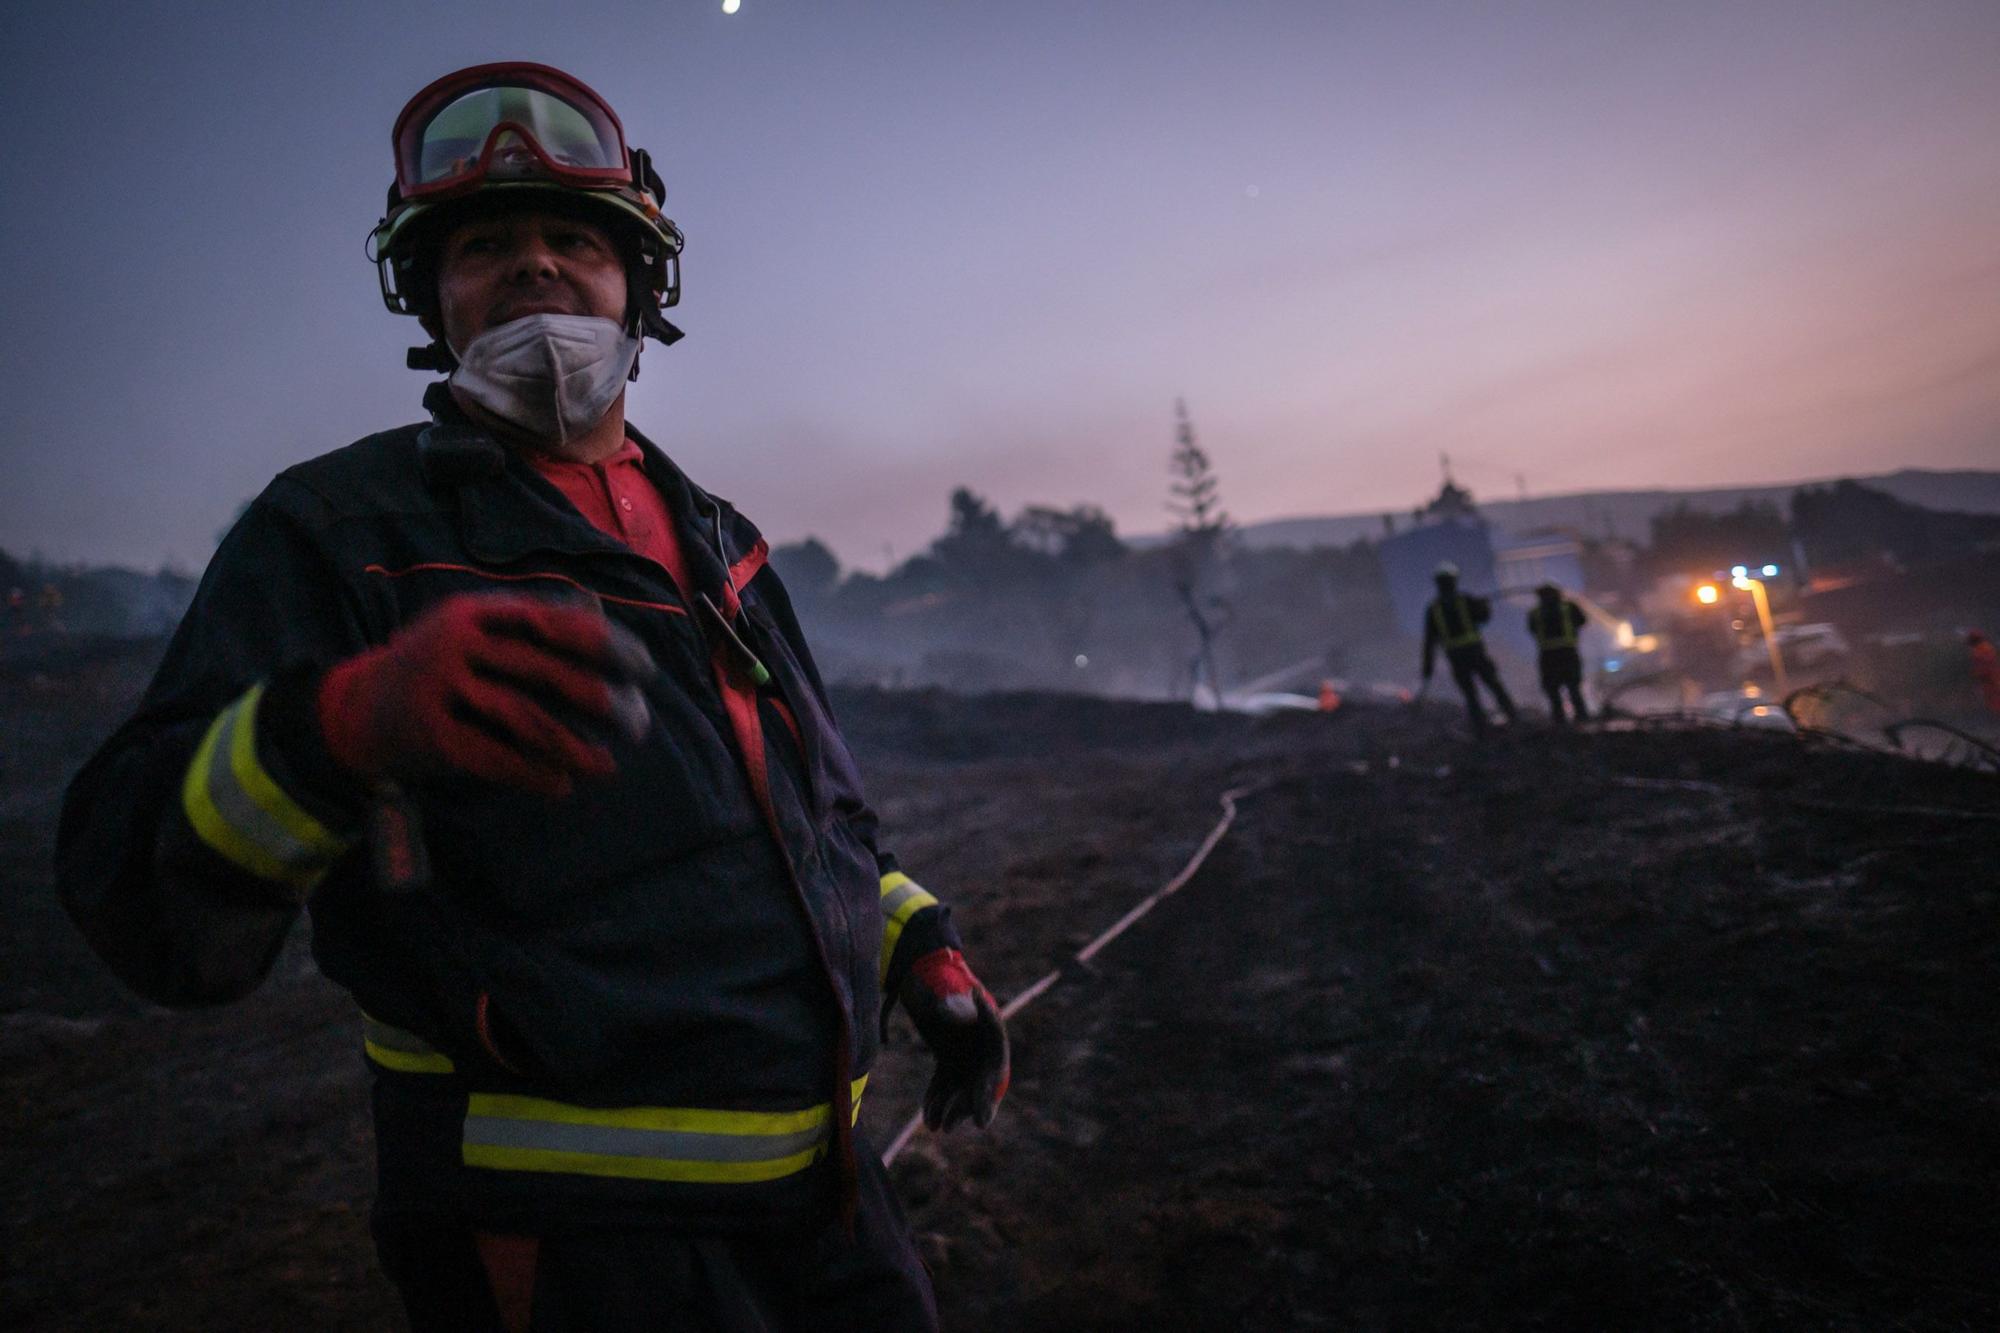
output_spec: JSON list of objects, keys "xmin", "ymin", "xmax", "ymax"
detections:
[
  {"xmin": 878, "ymin": 872, "xmax": 940, "ymax": 982},
  {"xmin": 203, "ymin": 703, "xmax": 312, "ymax": 869},
  {"xmin": 460, "ymin": 1078, "xmax": 868, "ymax": 1183},
  {"xmin": 463, "ymin": 1116, "xmax": 828, "ymax": 1163},
  {"xmin": 880, "ymin": 880, "xmax": 929, "ymax": 922},
  {"xmin": 181, "ymin": 685, "xmax": 347, "ymax": 889}
]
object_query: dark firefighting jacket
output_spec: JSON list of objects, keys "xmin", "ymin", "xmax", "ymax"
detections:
[{"xmin": 57, "ymin": 387, "xmax": 956, "ymax": 1231}]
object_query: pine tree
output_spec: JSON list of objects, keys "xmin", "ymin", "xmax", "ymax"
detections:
[
  {"xmin": 1166, "ymin": 398, "xmax": 1228, "ymax": 543},
  {"xmin": 1165, "ymin": 398, "xmax": 1230, "ymax": 703}
]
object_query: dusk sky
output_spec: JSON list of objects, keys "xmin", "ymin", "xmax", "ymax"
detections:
[{"xmin": 3, "ymin": 1, "xmax": 1998, "ymax": 574}]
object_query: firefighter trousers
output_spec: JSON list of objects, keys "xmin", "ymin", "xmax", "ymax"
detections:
[
  {"xmin": 373, "ymin": 1137, "xmax": 937, "ymax": 1333},
  {"xmin": 1538, "ymin": 646, "xmax": 1587, "ymax": 724},
  {"xmin": 1446, "ymin": 646, "xmax": 1517, "ymax": 736}
]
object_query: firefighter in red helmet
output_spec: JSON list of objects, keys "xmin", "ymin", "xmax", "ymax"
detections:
[{"xmin": 59, "ymin": 63, "xmax": 1004, "ymax": 1332}]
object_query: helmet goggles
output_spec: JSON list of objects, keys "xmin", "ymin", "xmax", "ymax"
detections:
[
  {"xmin": 371, "ymin": 61, "xmax": 685, "ymax": 365},
  {"xmin": 393, "ymin": 63, "xmax": 635, "ymax": 202}
]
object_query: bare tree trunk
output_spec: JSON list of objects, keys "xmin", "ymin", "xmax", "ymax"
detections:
[{"xmin": 1174, "ymin": 575, "xmax": 1222, "ymax": 707}]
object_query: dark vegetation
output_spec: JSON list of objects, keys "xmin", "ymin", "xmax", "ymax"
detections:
[
  {"xmin": 774, "ymin": 473, "xmax": 2000, "ymax": 703},
  {"xmin": 1641, "ymin": 500, "xmax": 1793, "ymax": 579},
  {"xmin": 0, "ymin": 551, "xmax": 196, "ymax": 640},
  {"xmin": 1791, "ymin": 479, "xmax": 2000, "ymax": 572},
  {"xmin": 10, "ymin": 462, "xmax": 1998, "ymax": 708},
  {"xmin": 771, "ymin": 486, "xmax": 1403, "ymax": 698},
  {"xmin": 4, "ymin": 638, "xmax": 1997, "ymax": 1329}
]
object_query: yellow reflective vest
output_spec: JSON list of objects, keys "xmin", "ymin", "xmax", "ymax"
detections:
[
  {"xmin": 1529, "ymin": 601, "xmax": 1582, "ymax": 651},
  {"xmin": 1429, "ymin": 594, "xmax": 1484, "ymax": 650}
]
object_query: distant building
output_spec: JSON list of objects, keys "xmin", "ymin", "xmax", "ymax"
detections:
[
  {"xmin": 1494, "ymin": 533, "xmax": 1586, "ymax": 599},
  {"xmin": 1377, "ymin": 480, "xmax": 1498, "ymax": 639}
]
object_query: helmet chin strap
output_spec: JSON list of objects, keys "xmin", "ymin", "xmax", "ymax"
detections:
[
  {"xmin": 637, "ymin": 304, "xmax": 684, "ymax": 347},
  {"xmin": 408, "ymin": 340, "xmax": 458, "ymax": 373},
  {"xmin": 621, "ymin": 308, "xmax": 683, "ymax": 383}
]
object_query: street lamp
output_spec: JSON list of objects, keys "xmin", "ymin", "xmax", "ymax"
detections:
[
  {"xmin": 1691, "ymin": 568, "xmax": 1789, "ymax": 696},
  {"xmin": 1728, "ymin": 572, "xmax": 1789, "ymax": 696}
]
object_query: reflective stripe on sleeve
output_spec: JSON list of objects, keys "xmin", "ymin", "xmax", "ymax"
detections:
[
  {"xmin": 361, "ymin": 1013, "xmax": 456, "ymax": 1074},
  {"xmin": 180, "ymin": 683, "xmax": 350, "ymax": 892},
  {"xmin": 462, "ymin": 1076, "xmax": 870, "ymax": 1184},
  {"xmin": 878, "ymin": 871, "xmax": 940, "ymax": 983}
]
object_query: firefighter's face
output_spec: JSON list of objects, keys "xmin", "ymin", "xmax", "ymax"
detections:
[{"xmin": 432, "ymin": 210, "xmax": 629, "ymax": 356}]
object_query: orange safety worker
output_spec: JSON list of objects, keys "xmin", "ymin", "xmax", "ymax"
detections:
[{"xmin": 1969, "ymin": 631, "xmax": 2000, "ymax": 714}]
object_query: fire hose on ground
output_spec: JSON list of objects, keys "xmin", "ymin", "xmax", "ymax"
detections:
[{"xmin": 882, "ymin": 782, "xmax": 1263, "ymax": 1167}]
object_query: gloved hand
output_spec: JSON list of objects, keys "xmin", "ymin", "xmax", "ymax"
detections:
[
  {"xmin": 901, "ymin": 948, "xmax": 1009, "ymax": 1130},
  {"xmin": 318, "ymin": 593, "xmax": 654, "ymax": 798}
]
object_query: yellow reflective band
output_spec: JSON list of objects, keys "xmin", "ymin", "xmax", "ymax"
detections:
[
  {"xmin": 183, "ymin": 707, "xmax": 285, "ymax": 883},
  {"xmin": 180, "ymin": 683, "xmax": 350, "ymax": 892},
  {"xmin": 462, "ymin": 1077, "xmax": 870, "ymax": 1185},
  {"xmin": 360, "ymin": 1013, "xmax": 456, "ymax": 1074},
  {"xmin": 462, "ymin": 1141, "xmax": 827, "ymax": 1184},
  {"xmin": 365, "ymin": 1041, "xmax": 457, "ymax": 1074},
  {"xmin": 878, "ymin": 871, "xmax": 940, "ymax": 983},
  {"xmin": 472, "ymin": 1094, "xmax": 824, "ymax": 1138},
  {"xmin": 228, "ymin": 686, "xmax": 346, "ymax": 860}
]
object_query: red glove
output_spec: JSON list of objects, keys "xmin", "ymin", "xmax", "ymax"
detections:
[
  {"xmin": 319, "ymin": 594, "xmax": 653, "ymax": 799},
  {"xmin": 901, "ymin": 948, "xmax": 1009, "ymax": 1130}
]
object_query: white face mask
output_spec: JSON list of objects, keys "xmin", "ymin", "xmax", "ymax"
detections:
[{"xmin": 449, "ymin": 314, "xmax": 641, "ymax": 446}]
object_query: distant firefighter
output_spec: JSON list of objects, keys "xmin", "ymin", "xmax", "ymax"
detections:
[
  {"xmin": 1969, "ymin": 631, "xmax": 2000, "ymax": 714},
  {"xmin": 1420, "ymin": 562, "xmax": 1518, "ymax": 737},
  {"xmin": 1528, "ymin": 583, "xmax": 1590, "ymax": 724}
]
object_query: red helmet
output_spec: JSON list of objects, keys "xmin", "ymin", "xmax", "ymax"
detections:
[{"xmin": 366, "ymin": 63, "xmax": 684, "ymax": 362}]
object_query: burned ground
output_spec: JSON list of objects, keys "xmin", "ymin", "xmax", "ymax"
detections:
[{"xmin": 3, "ymin": 642, "xmax": 1995, "ymax": 1330}]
